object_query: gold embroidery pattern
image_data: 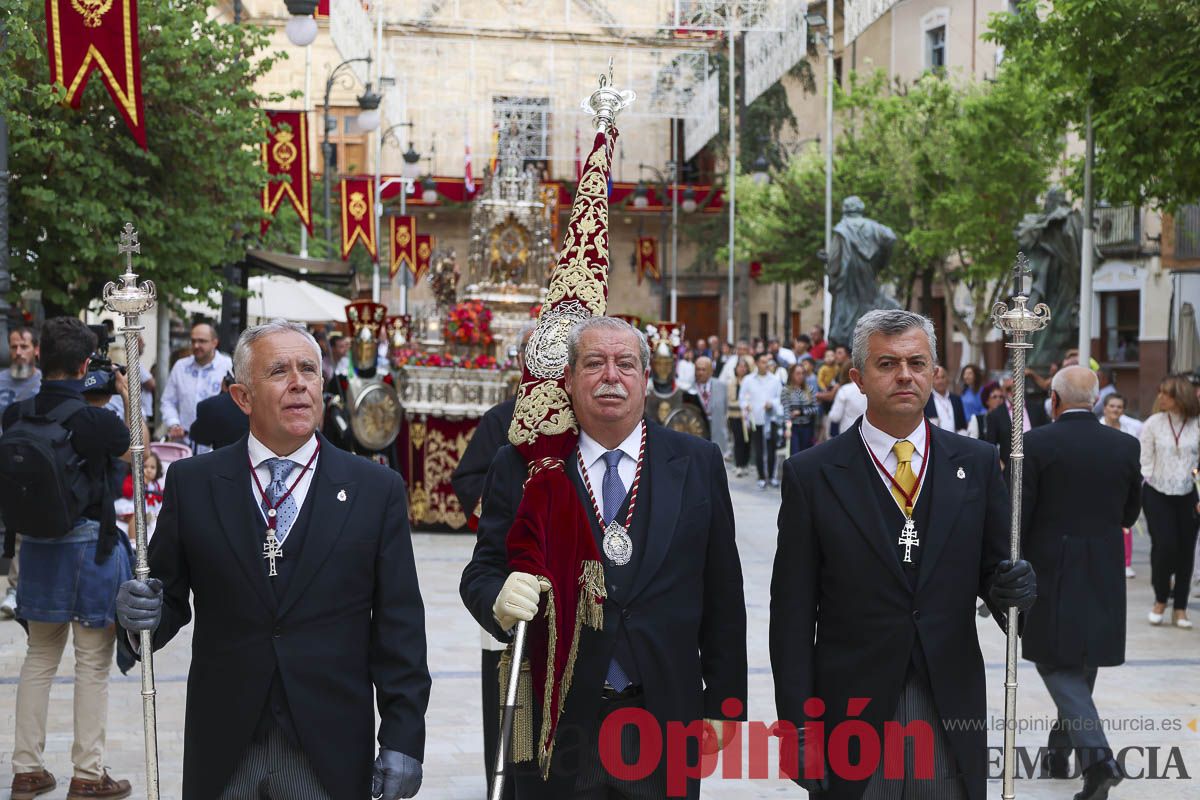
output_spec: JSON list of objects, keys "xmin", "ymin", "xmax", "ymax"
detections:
[
  {"xmin": 349, "ymin": 191, "xmax": 368, "ymax": 221},
  {"xmin": 508, "ymin": 381, "xmax": 577, "ymax": 446},
  {"xmin": 409, "ymin": 421, "xmax": 427, "ymax": 450},
  {"xmin": 409, "ymin": 481, "xmax": 429, "ymax": 523},
  {"xmin": 71, "ymin": 0, "xmax": 113, "ymax": 27},
  {"xmin": 271, "ymin": 130, "xmax": 297, "ymax": 171}
]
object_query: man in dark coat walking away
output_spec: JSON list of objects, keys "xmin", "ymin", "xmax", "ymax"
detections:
[
  {"xmin": 771, "ymin": 309, "xmax": 1037, "ymax": 800},
  {"xmin": 1021, "ymin": 366, "xmax": 1141, "ymax": 799}
]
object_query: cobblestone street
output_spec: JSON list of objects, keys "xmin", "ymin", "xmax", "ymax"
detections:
[{"xmin": 1, "ymin": 471, "xmax": 1198, "ymax": 798}]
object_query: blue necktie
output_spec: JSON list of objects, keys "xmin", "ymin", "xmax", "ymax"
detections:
[
  {"xmin": 262, "ymin": 458, "xmax": 299, "ymax": 544},
  {"xmin": 601, "ymin": 450, "xmax": 626, "ymax": 525},
  {"xmin": 600, "ymin": 450, "xmax": 632, "ymax": 691}
]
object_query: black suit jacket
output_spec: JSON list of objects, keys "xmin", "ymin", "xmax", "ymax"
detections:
[
  {"xmin": 128, "ymin": 434, "xmax": 431, "ymax": 799},
  {"xmin": 771, "ymin": 419, "xmax": 1011, "ymax": 800},
  {"xmin": 189, "ymin": 390, "xmax": 249, "ymax": 450},
  {"xmin": 1020, "ymin": 412, "xmax": 1141, "ymax": 667},
  {"xmin": 924, "ymin": 391, "xmax": 967, "ymax": 432},
  {"xmin": 985, "ymin": 399, "xmax": 1050, "ymax": 468},
  {"xmin": 450, "ymin": 398, "xmax": 515, "ymax": 522},
  {"xmin": 459, "ymin": 423, "xmax": 747, "ymax": 800}
]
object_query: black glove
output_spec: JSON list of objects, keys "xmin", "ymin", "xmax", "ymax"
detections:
[
  {"xmin": 779, "ymin": 725, "xmax": 829, "ymax": 794},
  {"xmin": 116, "ymin": 578, "xmax": 163, "ymax": 632},
  {"xmin": 371, "ymin": 748, "xmax": 422, "ymax": 799},
  {"xmin": 989, "ymin": 559, "xmax": 1037, "ymax": 613}
]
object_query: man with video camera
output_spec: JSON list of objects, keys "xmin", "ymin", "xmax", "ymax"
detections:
[{"xmin": 0, "ymin": 317, "xmax": 146, "ymax": 800}]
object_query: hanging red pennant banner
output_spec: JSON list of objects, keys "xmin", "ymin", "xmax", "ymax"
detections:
[
  {"xmin": 637, "ymin": 236, "xmax": 660, "ymax": 285},
  {"xmin": 314, "ymin": 0, "xmax": 329, "ymax": 18},
  {"xmin": 45, "ymin": 0, "xmax": 147, "ymax": 148},
  {"xmin": 261, "ymin": 111, "xmax": 312, "ymax": 235},
  {"xmin": 340, "ymin": 178, "xmax": 376, "ymax": 259},
  {"xmin": 414, "ymin": 234, "xmax": 434, "ymax": 283},
  {"xmin": 389, "ymin": 215, "xmax": 417, "ymax": 278}
]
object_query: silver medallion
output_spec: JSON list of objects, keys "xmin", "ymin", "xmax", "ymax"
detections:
[
  {"xmin": 602, "ymin": 521, "xmax": 633, "ymax": 566},
  {"xmin": 525, "ymin": 299, "xmax": 590, "ymax": 380}
]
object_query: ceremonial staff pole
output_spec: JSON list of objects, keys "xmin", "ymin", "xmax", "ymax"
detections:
[
  {"xmin": 991, "ymin": 253, "xmax": 1050, "ymax": 800},
  {"xmin": 103, "ymin": 224, "xmax": 160, "ymax": 800}
]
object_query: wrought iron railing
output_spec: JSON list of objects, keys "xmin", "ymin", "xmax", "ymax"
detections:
[
  {"xmin": 1175, "ymin": 204, "xmax": 1200, "ymax": 260},
  {"xmin": 1095, "ymin": 204, "xmax": 1138, "ymax": 249}
]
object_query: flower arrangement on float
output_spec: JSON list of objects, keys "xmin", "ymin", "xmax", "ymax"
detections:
[{"xmin": 443, "ymin": 300, "xmax": 494, "ymax": 347}]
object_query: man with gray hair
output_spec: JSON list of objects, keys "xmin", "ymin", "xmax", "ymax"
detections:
[
  {"xmin": 772, "ymin": 308, "xmax": 1036, "ymax": 800},
  {"xmin": 116, "ymin": 320, "xmax": 431, "ymax": 800},
  {"xmin": 461, "ymin": 315, "xmax": 746, "ymax": 799},
  {"xmin": 1019, "ymin": 366, "xmax": 1141, "ymax": 799}
]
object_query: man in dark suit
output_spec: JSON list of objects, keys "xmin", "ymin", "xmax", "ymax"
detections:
[
  {"xmin": 771, "ymin": 309, "xmax": 1037, "ymax": 800},
  {"xmin": 189, "ymin": 371, "xmax": 249, "ymax": 451},
  {"xmin": 116, "ymin": 321, "xmax": 430, "ymax": 800},
  {"xmin": 1021, "ymin": 366, "xmax": 1141, "ymax": 799},
  {"xmin": 924, "ymin": 365, "xmax": 967, "ymax": 434},
  {"xmin": 985, "ymin": 376, "xmax": 1049, "ymax": 469},
  {"xmin": 460, "ymin": 316, "xmax": 747, "ymax": 800}
]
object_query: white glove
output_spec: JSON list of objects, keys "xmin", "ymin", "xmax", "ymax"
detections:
[{"xmin": 492, "ymin": 572, "xmax": 545, "ymax": 631}]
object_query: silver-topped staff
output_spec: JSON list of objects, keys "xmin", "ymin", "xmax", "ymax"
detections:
[
  {"xmin": 102, "ymin": 223, "xmax": 160, "ymax": 800},
  {"xmin": 991, "ymin": 253, "xmax": 1050, "ymax": 800}
]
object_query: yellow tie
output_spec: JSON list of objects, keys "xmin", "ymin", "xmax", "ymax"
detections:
[{"xmin": 891, "ymin": 440, "xmax": 918, "ymax": 515}]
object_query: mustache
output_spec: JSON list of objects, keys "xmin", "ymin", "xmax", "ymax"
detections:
[{"xmin": 593, "ymin": 383, "xmax": 628, "ymax": 399}]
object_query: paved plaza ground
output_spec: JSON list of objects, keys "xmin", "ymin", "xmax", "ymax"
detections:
[{"xmin": 1, "ymin": 469, "xmax": 1198, "ymax": 798}]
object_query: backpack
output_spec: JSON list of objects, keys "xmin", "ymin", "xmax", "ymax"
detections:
[{"xmin": 0, "ymin": 397, "xmax": 93, "ymax": 539}]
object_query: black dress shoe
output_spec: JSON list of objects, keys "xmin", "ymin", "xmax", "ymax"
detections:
[
  {"xmin": 1041, "ymin": 748, "xmax": 1070, "ymax": 779},
  {"xmin": 1074, "ymin": 757, "xmax": 1123, "ymax": 800}
]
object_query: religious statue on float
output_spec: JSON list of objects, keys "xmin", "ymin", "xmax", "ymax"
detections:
[
  {"xmin": 643, "ymin": 322, "xmax": 709, "ymax": 438},
  {"xmin": 324, "ymin": 300, "xmax": 403, "ymax": 467}
]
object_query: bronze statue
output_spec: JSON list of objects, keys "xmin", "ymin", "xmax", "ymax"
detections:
[
  {"xmin": 1014, "ymin": 187, "xmax": 1100, "ymax": 367},
  {"xmin": 823, "ymin": 196, "xmax": 898, "ymax": 347}
]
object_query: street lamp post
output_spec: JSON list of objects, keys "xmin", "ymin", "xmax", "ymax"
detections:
[
  {"xmin": 806, "ymin": 6, "xmax": 835, "ymax": 337},
  {"xmin": 322, "ymin": 56, "xmax": 374, "ymax": 246},
  {"xmin": 380, "ymin": 125, "xmax": 420, "ymax": 313}
]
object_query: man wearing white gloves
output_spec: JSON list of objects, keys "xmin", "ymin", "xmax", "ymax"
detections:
[{"xmin": 461, "ymin": 316, "xmax": 747, "ymax": 800}]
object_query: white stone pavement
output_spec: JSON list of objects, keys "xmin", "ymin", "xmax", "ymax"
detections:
[{"xmin": 1, "ymin": 468, "xmax": 1198, "ymax": 798}]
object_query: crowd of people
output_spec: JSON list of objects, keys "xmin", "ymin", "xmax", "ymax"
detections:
[{"xmin": 0, "ymin": 309, "xmax": 1197, "ymax": 800}]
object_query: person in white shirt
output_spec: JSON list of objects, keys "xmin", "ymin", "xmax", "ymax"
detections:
[
  {"xmin": 160, "ymin": 322, "xmax": 233, "ymax": 450},
  {"xmin": 925, "ymin": 366, "xmax": 967, "ymax": 434},
  {"xmin": 828, "ymin": 380, "xmax": 868, "ymax": 433},
  {"xmin": 675, "ymin": 352, "xmax": 696, "ymax": 391},
  {"xmin": 740, "ymin": 353, "xmax": 783, "ymax": 489},
  {"xmin": 718, "ymin": 339, "xmax": 752, "ymax": 383}
]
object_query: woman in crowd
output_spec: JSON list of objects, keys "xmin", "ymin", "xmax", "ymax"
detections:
[
  {"xmin": 781, "ymin": 362, "xmax": 820, "ymax": 456},
  {"xmin": 959, "ymin": 364, "xmax": 986, "ymax": 419},
  {"xmin": 966, "ymin": 381, "xmax": 1004, "ymax": 440},
  {"xmin": 1139, "ymin": 375, "xmax": 1200, "ymax": 628},
  {"xmin": 726, "ymin": 356, "xmax": 754, "ymax": 478}
]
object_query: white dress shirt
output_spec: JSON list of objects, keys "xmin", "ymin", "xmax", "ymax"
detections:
[
  {"xmin": 1140, "ymin": 412, "xmax": 1200, "ymax": 496},
  {"xmin": 930, "ymin": 390, "xmax": 957, "ymax": 432},
  {"xmin": 739, "ymin": 371, "xmax": 783, "ymax": 427},
  {"xmin": 248, "ymin": 432, "xmax": 320, "ymax": 530},
  {"xmin": 161, "ymin": 351, "xmax": 234, "ymax": 432},
  {"xmin": 828, "ymin": 381, "xmax": 868, "ymax": 430},
  {"xmin": 578, "ymin": 422, "xmax": 644, "ymax": 519},
  {"xmin": 860, "ymin": 415, "xmax": 928, "ymax": 495}
]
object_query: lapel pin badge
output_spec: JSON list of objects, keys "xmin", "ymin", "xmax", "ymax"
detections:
[
  {"xmin": 956, "ymin": 467, "xmax": 966, "ymax": 480},
  {"xmin": 337, "ymin": 489, "xmax": 347, "ymax": 502}
]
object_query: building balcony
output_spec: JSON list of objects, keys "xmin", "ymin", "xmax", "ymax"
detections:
[{"xmin": 1095, "ymin": 204, "xmax": 1140, "ymax": 255}]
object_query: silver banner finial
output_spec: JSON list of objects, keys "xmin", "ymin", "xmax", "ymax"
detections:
[{"xmin": 581, "ymin": 58, "xmax": 635, "ymax": 133}]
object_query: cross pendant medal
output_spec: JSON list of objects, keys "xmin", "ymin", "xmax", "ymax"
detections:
[
  {"xmin": 264, "ymin": 530, "xmax": 284, "ymax": 577},
  {"xmin": 898, "ymin": 517, "xmax": 920, "ymax": 564}
]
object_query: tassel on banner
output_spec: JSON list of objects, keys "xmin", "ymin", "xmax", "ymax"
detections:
[
  {"xmin": 340, "ymin": 178, "xmax": 377, "ymax": 260},
  {"xmin": 45, "ymin": 0, "xmax": 147, "ymax": 148},
  {"xmin": 497, "ymin": 648, "xmax": 534, "ymax": 764}
]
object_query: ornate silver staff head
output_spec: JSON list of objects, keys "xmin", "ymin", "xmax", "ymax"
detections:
[
  {"xmin": 103, "ymin": 223, "xmax": 157, "ymax": 320},
  {"xmin": 991, "ymin": 252, "xmax": 1051, "ymax": 341},
  {"xmin": 581, "ymin": 59, "xmax": 635, "ymax": 133}
]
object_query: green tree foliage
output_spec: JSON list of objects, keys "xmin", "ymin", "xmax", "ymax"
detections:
[
  {"xmin": 988, "ymin": 0, "xmax": 1200, "ymax": 209},
  {"xmin": 0, "ymin": 0, "xmax": 290, "ymax": 315},
  {"xmin": 734, "ymin": 68, "xmax": 1062, "ymax": 356}
]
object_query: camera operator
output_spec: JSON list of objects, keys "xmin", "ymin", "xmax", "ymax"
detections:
[
  {"xmin": 1, "ymin": 327, "xmax": 41, "ymax": 620},
  {"xmin": 1, "ymin": 317, "xmax": 143, "ymax": 800}
]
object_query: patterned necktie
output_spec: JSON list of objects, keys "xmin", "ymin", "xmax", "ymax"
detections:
[
  {"xmin": 891, "ymin": 440, "xmax": 918, "ymax": 516},
  {"xmin": 262, "ymin": 458, "xmax": 299, "ymax": 543},
  {"xmin": 601, "ymin": 450, "xmax": 626, "ymax": 526},
  {"xmin": 700, "ymin": 383, "xmax": 711, "ymax": 413}
]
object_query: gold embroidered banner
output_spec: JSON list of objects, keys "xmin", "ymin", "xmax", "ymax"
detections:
[
  {"xmin": 339, "ymin": 178, "xmax": 376, "ymax": 259},
  {"xmin": 414, "ymin": 234, "xmax": 434, "ymax": 282},
  {"xmin": 46, "ymin": 0, "xmax": 147, "ymax": 148},
  {"xmin": 261, "ymin": 110, "xmax": 312, "ymax": 235},
  {"xmin": 389, "ymin": 215, "xmax": 417, "ymax": 278}
]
